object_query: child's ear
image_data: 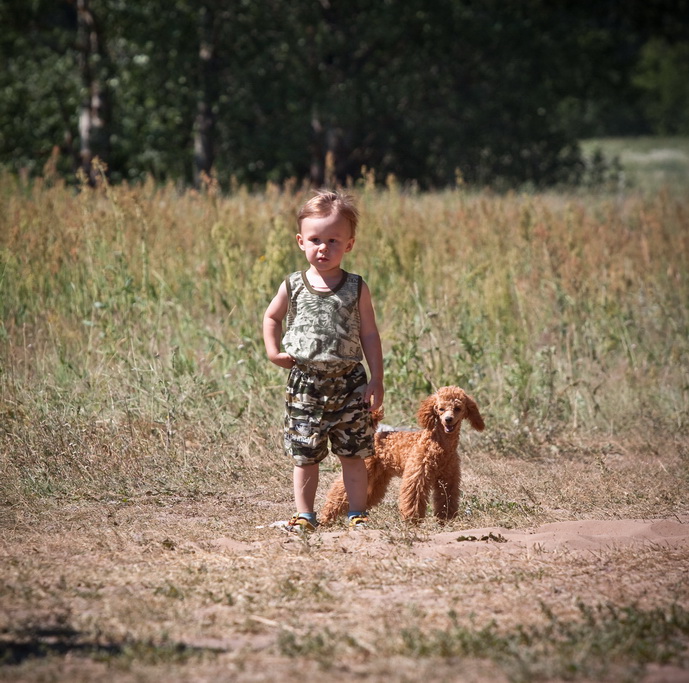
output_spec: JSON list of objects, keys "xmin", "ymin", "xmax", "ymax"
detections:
[
  {"xmin": 345, "ymin": 237, "xmax": 355, "ymax": 252},
  {"xmin": 296, "ymin": 233, "xmax": 305, "ymax": 250}
]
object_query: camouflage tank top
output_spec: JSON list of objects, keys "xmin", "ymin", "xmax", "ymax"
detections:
[{"xmin": 282, "ymin": 270, "xmax": 364, "ymax": 373}]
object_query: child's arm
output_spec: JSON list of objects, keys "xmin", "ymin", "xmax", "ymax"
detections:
[
  {"xmin": 263, "ymin": 281, "xmax": 296, "ymax": 369},
  {"xmin": 359, "ymin": 281, "xmax": 384, "ymax": 411}
]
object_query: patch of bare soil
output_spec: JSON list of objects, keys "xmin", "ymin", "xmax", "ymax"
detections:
[{"xmin": 1, "ymin": 500, "xmax": 688, "ymax": 682}]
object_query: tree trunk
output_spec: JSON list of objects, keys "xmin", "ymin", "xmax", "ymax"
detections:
[
  {"xmin": 309, "ymin": 107, "xmax": 325, "ymax": 186},
  {"xmin": 77, "ymin": 0, "xmax": 110, "ymax": 184},
  {"xmin": 309, "ymin": 108, "xmax": 340, "ymax": 187},
  {"xmin": 193, "ymin": 4, "xmax": 218, "ymax": 187}
]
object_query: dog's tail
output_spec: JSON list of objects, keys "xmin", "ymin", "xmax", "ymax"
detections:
[{"xmin": 370, "ymin": 407, "xmax": 384, "ymax": 429}]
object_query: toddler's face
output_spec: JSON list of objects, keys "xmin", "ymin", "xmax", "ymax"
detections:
[{"xmin": 297, "ymin": 212, "xmax": 354, "ymax": 272}]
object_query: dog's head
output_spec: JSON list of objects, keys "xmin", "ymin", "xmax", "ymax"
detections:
[{"xmin": 417, "ymin": 386, "xmax": 485, "ymax": 434}]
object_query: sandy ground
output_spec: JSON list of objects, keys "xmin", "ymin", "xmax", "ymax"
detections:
[
  {"xmin": 1, "ymin": 504, "xmax": 688, "ymax": 682},
  {"xmin": 215, "ymin": 515, "xmax": 689, "ymax": 682},
  {"xmin": 227, "ymin": 515, "xmax": 689, "ymax": 558}
]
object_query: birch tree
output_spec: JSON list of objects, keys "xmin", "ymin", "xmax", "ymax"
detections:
[{"xmin": 76, "ymin": 0, "xmax": 111, "ymax": 182}]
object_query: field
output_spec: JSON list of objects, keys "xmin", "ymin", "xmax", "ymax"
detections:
[
  {"xmin": 580, "ymin": 136, "xmax": 689, "ymax": 192},
  {"xmin": 1, "ymin": 142, "xmax": 689, "ymax": 681}
]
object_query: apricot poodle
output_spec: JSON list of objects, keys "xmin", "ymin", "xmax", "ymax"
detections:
[{"xmin": 321, "ymin": 386, "xmax": 485, "ymax": 523}]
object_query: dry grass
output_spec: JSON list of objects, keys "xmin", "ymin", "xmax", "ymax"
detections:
[{"xmin": 1, "ymin": 170, "xmax": 688, "ymax": 680}]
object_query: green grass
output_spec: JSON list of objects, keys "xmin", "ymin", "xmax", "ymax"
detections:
[
  {"xmin": 1, "ymin": 169, "xmax": 688, "ymax": 501},
  {"xmin": 580, "ymin": 136, "xmax": 689, "ymax": 192},
  {"xmin": 395, "ymin": 602, "xmax": 689, "ymax": 682}
]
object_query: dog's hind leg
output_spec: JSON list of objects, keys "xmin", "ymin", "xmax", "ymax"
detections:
[
  {"xmin": 321, "ymin": 457, "xmax": 393, "ymax": 524},
  {"xmin": 320, "ymin": 478, "xmax": 349, "ymax": 524},
  {"xmin": 365, "ymin": 458, "xmax": 393, "ymax": 510}
]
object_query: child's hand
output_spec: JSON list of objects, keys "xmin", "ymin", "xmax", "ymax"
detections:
[
  {"xmin": 365, "ymin": 378, "xmax": 384, "ymax": 411},
  {"xmin": 269, "ymin": 352, "xmax": 296, "ymax": 369}
]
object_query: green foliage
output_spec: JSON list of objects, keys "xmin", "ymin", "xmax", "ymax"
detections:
[
  {"xmin": 633, "ymin": 39, "xmax": 689, "ymax": 135},
  {"xmin": 0, "ymin": 1, "xmax": 80, "ymax": 176},
  {"xmin": 3, "ymin": 2, "xmax": 688, "ymax": 187}
]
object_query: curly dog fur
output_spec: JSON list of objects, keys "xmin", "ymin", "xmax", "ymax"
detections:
[{"xmin": 321, "ymin": 386, "xmax": 485, "ymax": 523}]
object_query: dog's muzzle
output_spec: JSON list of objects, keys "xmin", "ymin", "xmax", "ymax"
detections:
[{"xmin": 442, "ymin": 419, "xmax": 458, "ymax": 433}]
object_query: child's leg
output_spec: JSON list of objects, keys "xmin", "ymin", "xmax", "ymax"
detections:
[
  {"xmin": 293, "ymin": 463, "xmax": 319, "ymax": 513},
  {"xmin": 338, "ymin": 456, "xmax": 368, "ymax": 513}
]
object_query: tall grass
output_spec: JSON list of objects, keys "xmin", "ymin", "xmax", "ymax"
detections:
[{"xmin": 1, "ymin": 171, "xmax": 688, "ymax": 501}]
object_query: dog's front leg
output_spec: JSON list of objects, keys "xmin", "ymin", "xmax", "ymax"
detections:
[{"xmin": 399, "ymin": 467, "xmax": 431, "ymax": 521}]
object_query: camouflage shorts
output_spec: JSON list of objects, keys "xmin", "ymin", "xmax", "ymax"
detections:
[{"xmin": 284, "ymin": 363, "xmax": 374, "ymax": 466}]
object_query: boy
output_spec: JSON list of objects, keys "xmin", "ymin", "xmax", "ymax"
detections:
[{"xmin": 263, "ymin": 190, "xmax": 384, "ymax": 531}]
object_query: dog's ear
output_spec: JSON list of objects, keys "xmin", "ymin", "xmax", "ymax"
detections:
[
  {"xmin": 464, "ymin": 394, "xmax": 485, "ymax": 431},
  {"xmin": 417, "ymin": 395, "xmax": 438, "ymax": 430}
]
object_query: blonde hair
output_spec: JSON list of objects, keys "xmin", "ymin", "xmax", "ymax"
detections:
[{"xmin": 297, "ymin": 190, "xmax": 359, "ymax": 237}]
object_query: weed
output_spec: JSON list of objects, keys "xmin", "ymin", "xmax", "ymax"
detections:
[
  {"xmin": 278, "ymin": 627, "xmax": 342, "ymax": 668},
  {"xmin": 395, "ymin": 603, "xmax": 689, "ymax": 682},
  {"xmin": 153, "ymin": 582, "xmax": 185, "ymax": 600}
]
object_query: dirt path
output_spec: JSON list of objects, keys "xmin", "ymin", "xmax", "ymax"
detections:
[{"xmin": 1, "ymin": 503, "xmax": 688, "ymax": 682}]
